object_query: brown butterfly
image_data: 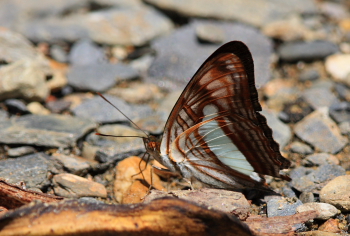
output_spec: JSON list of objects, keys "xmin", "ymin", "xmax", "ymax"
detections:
[{"xmin": 99, "ymin": 41, "xmax": 291, "ymax": 191}]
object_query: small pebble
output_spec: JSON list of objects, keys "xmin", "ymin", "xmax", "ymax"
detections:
[
  {"xmin": 53, "ymin": 173, "xmax": 107, "ymax": 198},
  {"xmin": 296, "ymin": 202, "xmax": 340, "ymax": 220},
  {"xmin": 320, "ymin": 175, "xmax": 350, "ymax": 211}
]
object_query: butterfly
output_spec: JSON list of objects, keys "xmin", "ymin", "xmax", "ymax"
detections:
[{"xmin": 98, "ymin": 41, "xmax": 291, "ymax": 190}]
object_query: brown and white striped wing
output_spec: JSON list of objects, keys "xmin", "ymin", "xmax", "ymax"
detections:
[{"xmin": 160, "ymin": 41, "xmax": 290, "ymax": 187}]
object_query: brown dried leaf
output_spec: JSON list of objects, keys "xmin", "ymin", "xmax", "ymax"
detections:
[
  {"xmin": 246, "ymin": 210, "xmax": 318, "ymax": 235},
  {"xmin": 0, "ymin": 179, "xmax": 63, "ymax": 209},
  {"xmin": 114, "ymin": 156, "xmax": 165, "ymax": 204},
  {"xmin": 0, "ymin": 197, "xmax": 253, "ymax": 236}
]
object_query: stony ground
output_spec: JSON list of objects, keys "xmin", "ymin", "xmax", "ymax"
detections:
[{"xmin": 0, "ymin": 0, "xmax": 350, "ymax": 235}]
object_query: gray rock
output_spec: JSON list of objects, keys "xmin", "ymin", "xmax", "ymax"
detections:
[
  {"xmin": 67, "ymin": 63, "xmax": 139, "ymax": 92},
  {"xmin": 73, "ymin": 95, "xmax": 153, "ymax": 123},
  {"xmin": 278, "ymin": 40, "xmax": 339, "ymax": 62},
  {"xmin": 50, "ymin": 44, "xmax": 68, "ymax": 63},
  {"xmin": 4, "ymin": 99, "xmax": 30, "ymax": 114},
  {"xmin": 282, "ymin": 186, "xmax": 297, "ymax": 198},
  {"xmin": 0, "ymin": 28, "xmax": 47, "ymax": 63},
  {"xmin": 290, "ymin": 164, "xmax": 346, "ymax": 193},
  {"xmin": 195, "ymin": 23, "xmax": 225, "ymax": 44},
  {"xmin": 88, "ymin": 124, "xmax": 145, "ymax": 163},
  {"xmin": 144, "ymin": 0, "xmax": 317, "ymax": 28},
  {"xmin": 339, "ymin": 121, "xmax": 350, "ymax": 135},
  {"xmin": 0, "ymin": 114, "xmax": 96, "ymax": 147},
  {"xmin": 148, "ymin": 20, "xmax": 273, "ymax": 90},
  {"xmin": 289, "ymin": 141, "xmax": 313, "ymax": 155},
  {"xmin": 296, "ymin": 202, "xmax": 340, "ymax": 220},
  {"xmin": 260, "ymin": 109, "xmax": 292, "ymax": 150},
  {"xmin": 52, "ymin": 154, "xmax": 91, "ymax": 176},
  {"xmin": 53, "ymin": 173, "xmax": 107, "ymax": 198},
  {"xmin": 267, "ymin": 197, "xmax": 303, "ymax": 217},
  {"xmin": 294, "ymin": 108, "xmax": 348, "ymax": 154},
  {"xmin": 68, "ymin": 39, "xmax": 106, "ymax": 65},
  {"xmin": 329, "ymin": 101, "xmax": 350, "ymax": 123},
  {"xmin": 299, "ymin": 69, "xmax": 320, "ymax": 82},
  {"xmin": 334, "ymin": 83, "xmax": 350, "ymax": 101},
  {"xmin": 302, "ymin": 153, "xmax": 339, "ymax": 166},
  {"xmin": 0, "ymin": 59, "xmax": 50, "ymax": 101},
  {"xmin": 0, "ymin": 109, "xmax": 9, "ymax": 120},
  {"xmin": 302, "ymin": 87, "xmax": 338, "ymax": 110},
  {"xmin": 7, "ymin": 146, "xmax": 36, "ymax": 157},
  {"xmin": 0, "ymin": 153, "xmax": 53, "ymax": 189},
  {"xmin": 20, "ymin": 6, "xmax": 173, "ymax": 46},
  {"xmin": 299, "ymin": 192, "xmax": 315, "ymax": 203}
]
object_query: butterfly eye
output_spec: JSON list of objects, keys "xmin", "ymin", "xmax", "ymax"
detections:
[{"xmin": 148, "ymin": 142, "xmax": 157, "ymax": 150}]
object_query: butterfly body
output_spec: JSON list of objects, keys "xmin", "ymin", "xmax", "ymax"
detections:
[{"xmin": 142, "ymin": 41, "xmax": 291, "ymax": 191}]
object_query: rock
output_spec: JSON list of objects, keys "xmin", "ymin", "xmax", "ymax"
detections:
[
  {"xmin": 282, "ymin": 186, "xmax": 297, "ymax": 198},
  {"xmin": 68, "ymin": 39, "xmax": 106, "ymax": 65},
  {"xmin": 289, "ymin": 141, "xmax": 313, "ymax": 155},
  {"xmin": 0, "ymin": 114, "xmax": 96, "ymax": 148},
  {"xmin": 144, "ymin": 0, "xmax": 317, "ymax": 28},
  {"xmin": 281, "ymin": 98, "xmax": 313, "ymax": 123},
  {"xmin": 107, "ymin": 83, "xmax": 161, "ymax": 104},
  {"xmin": 195, "ymin": 23, "xmax": 225, "ymax": 44},
  {"xmin": 267, "ymin": 197, "xmax": 303, "ymax": 217},
  {"xmin": 262, "ymin": 16, "xmax": 320, "ymax": 41},
  {"xmin": 278, "ymin": 40, "xmax": 338, "ymax": 62},
  {"xmin": 319, "ymin": 219, "xmax": 342, "ymax": 234},
  {"xmin": 260, "ymin": 109, "xmax": 292, "ymax": 150},
  {"xmin": 299, "ymin": 192, "xmax": 315, "ymax": 203},
  {"xmin": 263, "ymin": 78, "xmax": 300, "ymax": 111},
  {"xmin": 320, "ymin": 175, "xmax": 350, "ymax": 211},
  {"xmin": 296, "ymin": 202, "xmax": 340, "ymax": 220},
  {"xmin": 0, "ymin": 28, "xmax": 47, "ymax": 63},
  {"xmin": 299, "ymin": 69, "xmax": 320, "ymax": 82},
  {"xmin": 294, "ymin": 108, "xmax": 348, "ymax": 154},
  {"xmin": 334, "ymin": 83, "xmax": 350, "ymax": 101},
  {"xmin": 145, "ymin": 189, "xmax": 251, "ymax": 220},
  {"xmin": 50, "ymin": 44, "xmax": 68, "ymax": 63},
  {"xmin": 148, "ymin": 20, "xmax": 273, "ymax": 90},
  {"xmin": 7, "ymin": 146, "xmax": 36, "ymax": 157},
  {"xmin": 0, "ymin": 109, "xmax": 9, "ymax": 120},
  {"xmin": 329, "ymin": 101, "xmax": 350, "ymax": 123},
  {"xmin": 20, "ymin": 6, "xmax": 174, "ymax": 46},
  {"xmin": 46, "ymin": 99, "xmax": 71, "ymax": 114},
  {"xmin": 302, "ymin": 153, "xmax": 339, "ymax": 166},
  {"xmin": 52, "ymin": 153, "xmax": 92, "ymax": 176},
  {"xmin": 290, "ymin": 164, "xmax": 346, "ymax": 193},
  {"xmin": 73, "ymin": 94, "xmax": 153, "ymax": 123},
  {"xmin": 0, "ymin": 153, "xmax": 53, "ymax": 189},
  {"xmin": 53, "ymin": 173, "xmax": 107, "ymax": 198},
  {"xmin": 27, "ymin": 101, "xmax": 51, "ymax": 115},
  {"xmin": 325, "ymin": 54, "xmax": 350, "ymax": 86},
  {"xmin": 87, "ymin": 124, "xmax": 145, "ymax": 163},
  {"xmin": 67, "ymin": 63, "xmax": 139, "ymax": 92},
  {"xmin": 339, "ymin": 121, "xmax": 350, "ymax": 135},
  {"xmin": 320, "ymin": 1, "xmax": 350, "ymax": 20},
  {"xmin": 4, "ymin": 99, "xmax": 30, "ymax": 115},
  {"xmin": 0, "ymin": 59, "xmax": 49, "ymax": 101}
]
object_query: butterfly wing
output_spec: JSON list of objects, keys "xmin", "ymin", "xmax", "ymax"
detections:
[{"xmin": 159, "ymin": 41, "xmax": 290, "ymax": 189}]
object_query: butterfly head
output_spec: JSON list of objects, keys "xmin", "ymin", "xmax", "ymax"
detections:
[{"xmin": 143, "ymin": 135, "xmax": 161, "ymax": 157}]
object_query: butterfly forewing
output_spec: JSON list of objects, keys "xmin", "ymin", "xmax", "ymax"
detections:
[{"xmin": 159, "ymin": 41, "xmax": 290, "ymax": 189}]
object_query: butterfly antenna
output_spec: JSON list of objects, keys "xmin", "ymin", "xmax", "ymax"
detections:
[{"xmin": 96, "ymin": 92, "xmax": 149, "ymax": 138}]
